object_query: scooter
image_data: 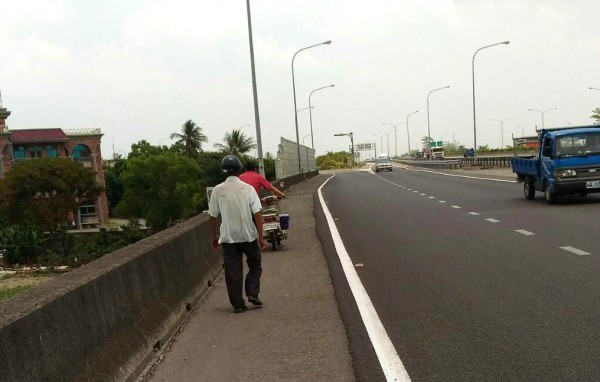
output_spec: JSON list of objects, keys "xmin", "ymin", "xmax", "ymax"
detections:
[{"xmin": 260, "ymin": 195, "xmax": 289, "ymax": 251}]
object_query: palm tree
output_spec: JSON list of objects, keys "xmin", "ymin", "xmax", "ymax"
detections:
[
  {"xmin": 214, "ymin": 129, "xmax": 257, "ymax": 156},
  {"xmin": 170, "ymin": 120, "xmax": 208, "ymax": 158}
]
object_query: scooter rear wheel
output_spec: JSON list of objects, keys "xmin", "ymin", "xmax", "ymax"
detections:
[{"xmin": 270, "ymin": 231, "xmax": 278, "ymax": 251}]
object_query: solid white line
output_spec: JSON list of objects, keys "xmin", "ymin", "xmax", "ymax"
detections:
[
  {"xmin": 319, "ymin": 175, "xmax": 411, "ymax": 381},
  {"xmin": 485, "ymin": 218, "xmax": 500, "ymax": 223},
  {"xmin": 404, "ymin": 166, "xmax": 516, "ymax": 183},
  {"xmin": 515, "ymin": 229, "xmax": 535, "ymax": 236},
  {"xmin": 560, "ymin": 246, "xmax": 591, "ymax": 256}
]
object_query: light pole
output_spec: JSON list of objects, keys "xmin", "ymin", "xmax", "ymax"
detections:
[
  {"xmin": 382, "ymin": 122, "xmax": 399, "ymax": 157},
  {"xmin": 245, "ymin": 0, "xmax": 265, "ymax": 176},
  {"xmin": 427, "ymin": 86, "xmax": 450, "ymax": 160},
  {"xmin": 516, "ymin": 125, "xmax": 525, "ymax": 137},
  {"xmin": 292, "ymin": 40, "xmax": 332, "ymax": 173},
  {"xmin": 405, "ymin": 110, "xmax": 418, "ymax": 156},
  {"xmin": 589, "ymin": 87, "xmax": 600, "ymax": 91},
  {"xmin": 303, "ymin": 134, "xmax": 311, "ymax": 171},
  {"xmin": 472, "ymin": 41, "xmax": 510, "ymax": 158},
  {"xmin": 377, "ymin": 130, "xmax": 391, "ymax": 155},
  {"xmin": 490, "ymin": 117, "xmax": 513, "ymax": 148},
  {"xmin": 334, "ymin": 132, "xmax": 354, "ymax": 168},
  {"xmin": 309, "ymin": 84, "xmax": 335, "ymax": 149},
  {"xmin": 373, "ymin": 134, "xmax": 382, "ymax": 158},
  {"xmin": 528, "ymin": 107, "xmax": 557, "ymax": 129}
]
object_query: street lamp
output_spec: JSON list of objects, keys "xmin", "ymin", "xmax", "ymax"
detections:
[
  {"xmin": 334, "ymin": 132, "xmax": 354, "ymax": 168},
  {"xmin": 528, "ymin": 107, "xmax": 557, "ymax": 129},
  {"xmin": 303, "ymin": 134, "xmax": 312, "ymax": 171},
  {"xmin": 427, "ymin": 86, "xmax": 450, "ymax": 160},
  {"xmin": 404, "ymin": 110, "xmax": 418, "ymax": 156},
  {"xmin": 373, "ymin": 134, "xmax": 382, "ymax": 158},
  {"xmin": 589, "ymin": 87, "xmax": 600, "ymax": 91},
  {"xmin": 377, "ymin": 130, "xmax": 391, "ymax": 155},
  {"xmin": 490, "ymin": 117, "xmax": 513, "ymax": 148},
  {"xmin": 245, "ymin": 0, "xmax": 265, "ymax": 176},
  {"xmin": 382, "ymin": 122, "xmax": 400, "ymax": 157},
  {"xmin": 472, "ymin": 41, "xmax": 510, "ymax": 158},
  {"xmin": 292, "ymin": 40, "xmax": 332, "ymax": 173},
  {"xmin": 309, "ymin": 84, "xmax": 335, "ymax": 149}
]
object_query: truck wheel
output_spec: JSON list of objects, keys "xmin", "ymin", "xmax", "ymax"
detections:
[
  {"xmin": 524, "ymin": 178, "xmax": 535, "ymax": 200},
  {"xmin": 544, "ymin": 183, "xmax": 556, "ymax": 204}
]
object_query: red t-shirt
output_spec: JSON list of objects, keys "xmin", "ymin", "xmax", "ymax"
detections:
[{"xmin": 239, "ymin": 171, "xmax": 272, "ymax": 195}]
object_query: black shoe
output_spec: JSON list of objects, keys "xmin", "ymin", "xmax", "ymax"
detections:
[
  {"xmin": 234, "ymin": 305, "xmax": 248, "ymax": 313},
  {"xmin": 247, "ymin": 296, "xmax": 263, "ymax": 306}
]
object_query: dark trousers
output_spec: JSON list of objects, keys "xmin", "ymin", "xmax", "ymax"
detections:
[{"xmin": 221, "ymin": 240, "xmax": 262, "ymax": 308}]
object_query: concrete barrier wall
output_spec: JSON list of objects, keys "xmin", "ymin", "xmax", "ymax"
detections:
[{"xmin": 0, "ymin": 171, "xmax": 320, "ymax": 382}]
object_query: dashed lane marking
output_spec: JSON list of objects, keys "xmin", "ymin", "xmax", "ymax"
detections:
[
  {"xmin": 451, "ymin": 205, "xmax": 461, "ymax": 209},
  {"xmin": 486, "ymin": 218, "xmax": 500, "ymax": 223},
  {"xmin": 468, "ymin": 212, "xmax": 480, "ymax": 216},
  {"xmin": 560, "ymin": 246, "xmax": 591, "ymax": 256},
  {"xmin": 515, "ymin": 229, "xmax": 535, "ymax": 236}
]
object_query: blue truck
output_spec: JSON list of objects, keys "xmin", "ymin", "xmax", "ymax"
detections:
[{"xmin": 510, "ymin": 125, "xmax": 600, "ymax": 203}]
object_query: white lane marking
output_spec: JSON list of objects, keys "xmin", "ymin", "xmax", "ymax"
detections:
[
  {"xmin": 413, "ymin": 190, "xmax": 419, "ymax": 193},
  {"xmin": 451, "ymin": 205, "xmax": 461, "ymax": 209},
  {"xmin": 404, "ymin": 166, "xmax": 516, "ymax": 183},
  {"xmin": 560, "ymin": 246, "xmax": 591, "ymax": 256},
  {"xmin": 486, "ymin": 218, "xmax": 500, "ymax": 223},
  {"xmin": 420, "ymin": 193, "xmax": 426, "ymax": 196},
  {"xmin": 428, "ymin": 196, "xmax": 435, "ymax": 199},
  {"xmin": 438, "ymin": 200, "xmax": 447, "ymax": 203},
  {"xmin": 319, "ymin": 175, "xmax": 411, "ymax": 381},
  {"xmin": 515, "ymin": 229, "xmax": 535, "ymax": 236},
  {"xmin": 468, "ymin": 212, "xmax": 480, "ymax": 216}
]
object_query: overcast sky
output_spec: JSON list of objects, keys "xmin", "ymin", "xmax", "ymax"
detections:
[{"xmin": 1, "ymin": 0, "xmax": 600, "ymax": 158}]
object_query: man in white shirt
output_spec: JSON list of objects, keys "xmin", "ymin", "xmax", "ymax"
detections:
[{"xmin": 209, "ymin": 155, "xmax": 266, "ymax": 313}]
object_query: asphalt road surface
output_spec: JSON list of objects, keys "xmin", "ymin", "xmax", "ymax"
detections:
[{"xmin": 316, "ymin": 165, "xmax": 600, "ymax": 381}]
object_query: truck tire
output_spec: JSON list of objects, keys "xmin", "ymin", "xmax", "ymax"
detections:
[
  {"xmin": 544, "ymin": 183, "xmax": 556, "ymax": 204},
  {"xmin": 524, "ymin": 178, "xmax": 535, "ymax": 200}
]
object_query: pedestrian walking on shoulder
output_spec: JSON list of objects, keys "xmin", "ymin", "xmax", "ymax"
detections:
[{"xmin": 208, "ymin": 155, "xmax": 267, "ymax": 313}]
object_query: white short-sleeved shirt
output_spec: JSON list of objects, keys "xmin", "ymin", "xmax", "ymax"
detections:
[{"xmin": 208, "ymin": 176, "xmax": 262, "ymax": 244}]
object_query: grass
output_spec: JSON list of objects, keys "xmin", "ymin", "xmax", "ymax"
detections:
[{"xmin": 0, "ymin": 284, "xmax": 34, "ymax": 302}]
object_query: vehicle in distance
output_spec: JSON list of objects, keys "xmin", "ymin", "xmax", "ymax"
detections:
[
  {"xmin": 510, "ymin": 125, "xmax": 600, "ymax": 204},
  {"xmin": 375, "ymin": 157, "xmax": 393, "ymax": 172},
  {"xmin": 464, "ymin": 148, "xmax": 475, "ymax": 157}
]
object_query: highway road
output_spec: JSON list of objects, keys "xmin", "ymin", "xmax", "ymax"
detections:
[{"xmin": 316, "ymin": 165, "xmax": 600, "ymax": 381}]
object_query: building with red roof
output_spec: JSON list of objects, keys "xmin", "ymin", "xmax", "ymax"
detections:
[{"xmin": 0, "ymin": 105, "xmax": 108, "ymax": 228}]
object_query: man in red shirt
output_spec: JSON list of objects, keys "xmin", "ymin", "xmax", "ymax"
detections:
[{"xmin": 239, "ymin": 162, "xmax": 286, "ymax": 199}]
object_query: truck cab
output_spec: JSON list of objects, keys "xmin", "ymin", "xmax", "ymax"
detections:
[{"xmin": 511, "ymin": 125, "xmax": 600, "ymax": 203}]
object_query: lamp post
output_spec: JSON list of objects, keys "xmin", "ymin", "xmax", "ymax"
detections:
[
  {"xmin": 589, "ymin": 87, "xmax": 600, "ymax": 91},
  {"xmin": 490, "ymin": 117, "xmax": 513, "ymax": 148},
  {"xmin": 516, "ymin": 125, "xmax": 525, "ymax": 137},
  {"xmin": 309, "ymin": 84, "xmax": 335, "ymax": 149},
  {"xmin": 377, "ymin": 130, "xmax": 391, "ymax": 155},
  {"xmin": 427, "ymin": 86, "xmax": 450, "ymax": 160},
  {"xmin": 528, "ymin": 107, "xmax": 557, "ymax": 129},
  {"xmin": 334, "ymin": 132, "xmax": 354, "ymax": 168},
  {"xmin": 292, "ymin": 40, "xmax": 332, "ymax": 173},
  {"xmin": 303, "ymin": 134, "xmax": 311, "ymax": 171},
  {"xmin": 245, "ymin": 0, "xmax": 265, "ymax": 176},
  {"xmin": 373, "ymin": 134, "xmax": 382, "ymax": 158},
  {"xmin": 382, "ymin": 122, "xmax": 399, "ymax": 157},
  {"xmin": 472, "ymin": 41, "xmax": 510, "ymax": 158},
  {"xmin": 404, "ymin": 110, "xmax": 418, "ymax": 156}
]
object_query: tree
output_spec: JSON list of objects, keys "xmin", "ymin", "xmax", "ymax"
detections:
[
  {"xmin": 129, "ymin": 139, "xmax": 170, "ymax": 158},
  {"xmin": 170, "ymin": 120, "xmax": 208, "ymax": 158},
  {"xmin": 592, "ymin": 107, "xmax": 600, "ymax": 124},
  {"xmin": 0, "ymin": 158, "xmax": 103, "ymax": 231},
  {"xmin": 103, "ymin": 158, "xmax": 127, "ymax": 215},
  {"xmin": 213, "ymin": 129, "xmax": 257, "ymax": 156},
  {"xmin": 116, "ymin": 153, "xmax": 203, "ymax": 228}
]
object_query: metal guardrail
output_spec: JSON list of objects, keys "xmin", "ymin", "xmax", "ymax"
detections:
[{"xmin": 396, "ymin": 156, "xmax": 521, "ymax": 170}]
